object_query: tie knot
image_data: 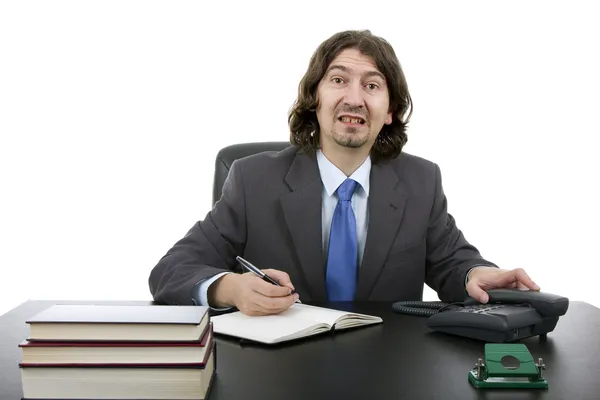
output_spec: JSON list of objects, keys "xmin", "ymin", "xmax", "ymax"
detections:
[{"xmin": 336, "ymin": 178, "xmax": 358, "ymax": 201}]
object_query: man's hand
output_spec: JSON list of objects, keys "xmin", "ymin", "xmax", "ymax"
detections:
[
  {"xmin": 208, "ymin": 269, "xmax": 299, "ymax": 316},
  {"xmin": 466, "ymin": 267, "xmax": 541, "ymax": 303}
]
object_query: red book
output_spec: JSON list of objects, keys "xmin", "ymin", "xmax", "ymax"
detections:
[{"xmin": 19, "ymin": 323, "xmax": 213, "ymax": 367}]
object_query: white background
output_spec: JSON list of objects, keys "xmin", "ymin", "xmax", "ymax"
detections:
[{"xmin": 1, "ymin": 1, "xmax": 598, "ymax": 316}]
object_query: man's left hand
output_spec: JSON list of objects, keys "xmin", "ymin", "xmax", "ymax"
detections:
[{"xmin": 466, "ymin": 267, "xmax": 541, "ymax": 303}]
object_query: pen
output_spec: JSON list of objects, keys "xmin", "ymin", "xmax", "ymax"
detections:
[{"xmin": 235, "ymin": 256, "xmax": 298, "ymax": 297}]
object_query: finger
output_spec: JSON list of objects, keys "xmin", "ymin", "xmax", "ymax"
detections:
[
  {"xmin": 262, "ymin": 269, "xmax": 295, "ymax": 291},
  {"xmin": 516, "ymin": 281, "xmax": 530, "ymax": 290},
  {"xmin": 253, "ymin": 291, "xmax": 298, "ymax": 313},
  {"xmin": 251, "ymin": 277, "xmax": 294, "ymax": 298},
  {"xmin": 514, "ymin": 268, "xmax": 540, "ymax": 291},
  {"xmin": 466, "ymin": 282, "xmax": 489, "ymax": 304},
  {"xmin": 234, "ymin": 280, "xmax": 295, "ymax": 316},
  {"xmin": 238, "ymin": 304, "xmax": 274, "ymax": 317},
  {"xmin": 237, "ymin": 305, "xmax": 269, "ymax": 316},
  {"xmin": 236, "ymin": 289, "xmax": 285, "ymax": 316}
]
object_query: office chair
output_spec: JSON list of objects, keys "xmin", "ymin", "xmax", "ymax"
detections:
[{"xmin": 212, "ymin": 141, "xmax": 292, "ymax": 205}]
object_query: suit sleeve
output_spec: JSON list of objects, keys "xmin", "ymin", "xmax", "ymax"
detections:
[
  {"xmin": 424, "ymin": 163, "xmax": 497, "ymax": 302},
  {"xmin": 148, "ymin": 160, "xmax": 247, "ymax": 305}
]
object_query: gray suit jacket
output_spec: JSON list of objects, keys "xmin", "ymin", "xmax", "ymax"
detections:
[{"xmin": 149, "ymin": 146, "xmax": 496, "ymax": 305}]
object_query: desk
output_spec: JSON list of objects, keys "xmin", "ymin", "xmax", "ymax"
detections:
[{"xmin": 1, "ymin": 300, "xmax": 599, "ymax": 400}]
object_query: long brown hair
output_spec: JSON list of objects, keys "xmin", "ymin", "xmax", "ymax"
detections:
[{"xmin": 288, "ymin": 30, "xmax": 413, "ymax": 163}]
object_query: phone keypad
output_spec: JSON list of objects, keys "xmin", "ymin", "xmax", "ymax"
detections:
[{"xmin": 463, "ymin": 305, "xmax": 504, "ymax": 313}]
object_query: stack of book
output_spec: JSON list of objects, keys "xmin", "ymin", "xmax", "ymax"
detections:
[{"xmin": 19, "ymin": 304, "xmax": 216, "ymax": 399}]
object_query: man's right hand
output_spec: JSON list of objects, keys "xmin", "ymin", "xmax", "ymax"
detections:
[{"xmin": 207, "ymin": 269, "xmax": 299, "ymax": 316}]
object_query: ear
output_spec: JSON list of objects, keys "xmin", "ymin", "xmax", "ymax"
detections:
[{"xmin": 384, "ymin": 111, "xmax": 393, "ymax": 125}]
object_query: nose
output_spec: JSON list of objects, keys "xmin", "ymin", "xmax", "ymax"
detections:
[{"xmin": 343, "ymin": 81, "xmax": 365, "ymax": 107}]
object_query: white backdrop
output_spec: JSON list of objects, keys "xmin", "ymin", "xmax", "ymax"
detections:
[{"xmin": 1, "ymin": 1, "xmax": 598, "ymax": 316}]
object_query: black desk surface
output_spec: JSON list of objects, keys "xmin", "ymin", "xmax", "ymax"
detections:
[{"xmin": 1, "ymin": 300, "xmax": 600, "ymax": 400}]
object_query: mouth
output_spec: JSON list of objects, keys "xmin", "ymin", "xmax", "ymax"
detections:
[{"xmin": 337, "ymin": 115, "xmax": 366, "ymax": 125}]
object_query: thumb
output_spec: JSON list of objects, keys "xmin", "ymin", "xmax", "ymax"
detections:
[
  {"xmin": 467, "ymin": 283, "xmax": 489, "ymax": 304},
  {"xmin": 262, "ymin": 269, "xmax": 295, "ymax": 291}
]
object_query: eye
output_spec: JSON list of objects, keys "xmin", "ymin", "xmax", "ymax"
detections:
[
  {"xmin": 331, "ymin": 77, "xmax": 345, "ymax": 84},
  {"xmin": 365, "ymin": 83, "xmax": 379, "ymax": 91}
]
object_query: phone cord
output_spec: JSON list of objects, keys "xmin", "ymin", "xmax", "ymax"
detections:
[{"xmin": 392, "ymin": 301, "xmax": 462, "ymax": 317}]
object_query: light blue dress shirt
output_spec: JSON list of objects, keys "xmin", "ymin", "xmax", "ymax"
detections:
[{"xmin": 193, "ymin": 149, "xmax": 371, "ymax": 308}]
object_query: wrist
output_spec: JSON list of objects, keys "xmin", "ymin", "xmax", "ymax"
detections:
[
  {"xmin": 467, "ymin": 265, "xmax": 494, "ymax": 283},
  {"xmin": 466, "ymin": 268, "xmax": 477, "ymax": 283},
  {"xmin": 208, "ymin": 273, "xmax": 239, "ymax": 308}
]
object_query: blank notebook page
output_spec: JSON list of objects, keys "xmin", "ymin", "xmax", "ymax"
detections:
[{"xmin": 212, "ymin": 304, "xmax": 345, "ymax": 343}]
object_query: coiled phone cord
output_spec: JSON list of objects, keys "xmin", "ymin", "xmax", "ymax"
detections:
[{"xmin": 392, "ymin": 300, "xmax": 463, "ymax": 317}]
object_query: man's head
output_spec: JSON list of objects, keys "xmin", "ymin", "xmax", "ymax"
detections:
[{"xmin": 289, "ymin": 30, "xmax": 412, "ymax": 163}]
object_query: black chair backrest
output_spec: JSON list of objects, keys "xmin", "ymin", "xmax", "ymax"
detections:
[{"xmin": 213, "ymin": 141, "xmax": 292, "ymax": 205}]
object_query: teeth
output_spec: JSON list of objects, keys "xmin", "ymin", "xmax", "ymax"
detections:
[{"xmin": 341, "ymin": 117, "xmax": 363, "ymax": 124}]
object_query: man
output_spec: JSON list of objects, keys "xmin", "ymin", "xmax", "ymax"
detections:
[{"xmin": 148, "ymin": 30, "xmax": 540, "ymax": 316}]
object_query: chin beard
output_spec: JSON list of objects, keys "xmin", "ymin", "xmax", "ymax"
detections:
[{"xmin": 332, "ymin": 128, "xmax": 369, "ymax": 148}]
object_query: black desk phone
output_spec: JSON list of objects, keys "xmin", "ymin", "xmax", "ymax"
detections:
[{"xmin": 392, "ymin": 289, "xmax": 569, "ymax": 342}]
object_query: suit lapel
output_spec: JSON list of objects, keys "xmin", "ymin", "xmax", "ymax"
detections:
[
  {"xmin": 355, "ymin": 161, "xmax": 407, "ymax": 300},
  {"xmin": 280, "ymin": 151, "xmax": 328, "ymax": 301}
]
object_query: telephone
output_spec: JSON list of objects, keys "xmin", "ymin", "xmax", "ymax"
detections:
[{"xmin": 392, "ymin": 289, "xmax": 569, "ymax": 342}]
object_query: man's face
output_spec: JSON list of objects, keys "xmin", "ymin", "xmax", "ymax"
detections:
[{"xmin": 316, "ymin": 48, "xmax": 392, "ymax": 151}]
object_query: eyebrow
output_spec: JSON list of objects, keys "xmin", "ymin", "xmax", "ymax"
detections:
[{"xmin": 325, "ymin": 64, "xmax": 387, "ymax": 82}]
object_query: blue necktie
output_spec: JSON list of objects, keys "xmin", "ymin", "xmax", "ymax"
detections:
[{"xmin": 326, "ymin": 178, "xmax": 359, "ymax": 301}]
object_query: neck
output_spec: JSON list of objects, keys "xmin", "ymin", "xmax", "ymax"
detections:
[{"xmin": 320, "ymin": 144, "xmax": 370, "ymax": 176}]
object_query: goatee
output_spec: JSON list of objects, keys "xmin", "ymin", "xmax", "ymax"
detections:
[{"xmin": 331, "ymin": 128, "xmax": 369, "ymax": 148}]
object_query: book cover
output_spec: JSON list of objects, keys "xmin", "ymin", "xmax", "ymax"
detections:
[
  {"xmin": 25, "ymin": 304, "xmax": 210, "ymax": 342},
  {"xmin": 26, "ymin": 304, "xmax": 208, "ymax": 325}
]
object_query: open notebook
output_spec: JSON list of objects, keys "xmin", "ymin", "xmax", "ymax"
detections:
[{"xmin": 211, "ymin": 303, "xmax": 382, "ymax": 344}]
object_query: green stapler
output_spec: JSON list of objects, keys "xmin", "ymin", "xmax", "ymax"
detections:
[{"xmin": 468, "ymin": 343, "xmax": 548, "ymax": 389}]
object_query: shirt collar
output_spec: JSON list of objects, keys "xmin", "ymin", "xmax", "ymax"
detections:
[{"xmin": 316, "ymin": 149, "xmax": 371, "ymax": 197}]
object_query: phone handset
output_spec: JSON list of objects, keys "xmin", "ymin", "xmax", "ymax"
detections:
[{"xmin": 463, "ymin": 288, "xmax": 569, "ymax": 317}]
